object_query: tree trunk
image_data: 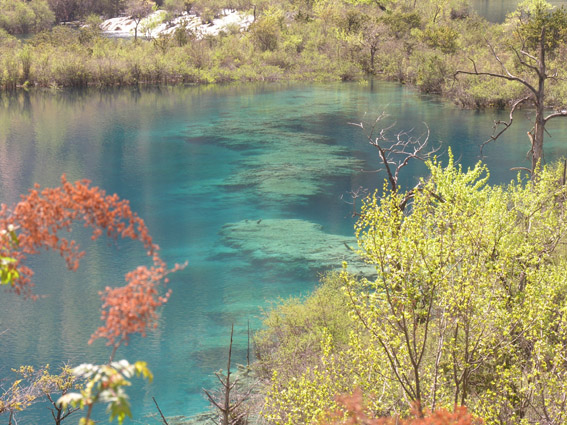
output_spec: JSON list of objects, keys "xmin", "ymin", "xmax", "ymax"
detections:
[
  {"xmin": 532, "ymin": 105, "xmax": 545, "ymax": 172},
  {"xmin": 531, "ymin": 27, "xmax": 546, "ymax": 174},
  {"xmin": 222, "ymin": 325, "xmax": 234, "ymax": 425}
]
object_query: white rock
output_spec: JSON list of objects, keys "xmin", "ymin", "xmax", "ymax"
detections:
[{"xmin": 100, "ymin": 9, "xmax": 253, "ymax": 39}]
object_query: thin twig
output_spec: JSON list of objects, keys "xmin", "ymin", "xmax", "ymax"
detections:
[
  {"xmin": 247, "ymin": 319, "xmax": 250, "ymax": 368},
  {"xmin": 480, "ymin": 96, "xmax": 531, "ymax": 158},
  {"xmin": 152, "ymin": 397, "xmax": 170, "ymax": 425}
]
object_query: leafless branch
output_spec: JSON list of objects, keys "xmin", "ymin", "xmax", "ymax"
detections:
[
  {"xmin": 510, "ymin": 167, "xmax": 533, "ymax": 177},
  {"xmin": 509, "ymin": 46, "xmax": 541, "ymax": 76},
  {"xmin": 341, "ymin": 186, "xmax": 369, "ymax": 218},
  {"xmin": 480, "ymin": 96, "xmax": 532, "ymax": 157},
  {"xmin": 350, "ymin": 116, "xmax": 441, "ymax": 195},
  {"xmin": 455, "ymin": 39, "xmax": 539, "ymax": 96},
  {"xmin": 544, "ymin": 109, "xmax": 567, "ymax": 123},
  {"xmin": 152, "ymin": 397, "xmax": 169, "ymax": 425},
  {"xmin": 455, "ymin": 68, "xmax": 538, "ymax": 97},
  {"xmin": 519, "ymin": 49, "xmax": 539, "ymax": 64},
  {"xmin": 487, "ymin": 39, "xmax": 515, "ymax": 78}
]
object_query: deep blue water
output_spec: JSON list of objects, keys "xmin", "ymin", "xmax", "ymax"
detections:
[{"xmin": 0, "ymin": 82, "xmax": 566, "ymax": 424}]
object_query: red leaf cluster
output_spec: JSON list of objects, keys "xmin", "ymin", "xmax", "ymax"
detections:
[
  {"xmin": 0, "ymin": 175, "xmax": 154, "ymax": 297},
  {"xmin": 0, "ymin": 175, "xmax": 185, "ymax": 353},
  {"xmin": 90, "ymin": 252, "xmax": 185, "ymax": 350},
  {"xmin": 323, "ymin": 389, "xmax": 483, "ymax": 425}
]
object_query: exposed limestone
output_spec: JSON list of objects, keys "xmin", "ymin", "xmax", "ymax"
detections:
[{"xmin": 100, "ymin": 9, "xmax": 253, "ymax": 39}]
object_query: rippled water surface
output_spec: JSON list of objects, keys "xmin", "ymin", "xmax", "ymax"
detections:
[{"xmin": 1, "ymin": 82, "xmax": 566, "ymax": 424}]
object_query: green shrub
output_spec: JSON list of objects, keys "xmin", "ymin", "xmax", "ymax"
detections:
[
  {"xmin": 416, "ymin": 23, "xmax": 460, "ymax": 53},
  {"xmin": 412, "ymin": 50, "xmax": 449, "ymax": 93},
  {"xmin": 379, "ymin": 10, "xmax": 422, "ymax": 39},
  {"xmin": 250, "ymin": 8, "xmax": 284, "ymax": 51},
  {"xmin": 0, "ymin": 0, "xmax": 54, "ymax": 34},
  {"xmin": 255, "ymin": 272, "xmax": 354, "ymax": 381},
  {"xmin": 263, "ymin": 157, "xmax": 567, "ymax": 425}
]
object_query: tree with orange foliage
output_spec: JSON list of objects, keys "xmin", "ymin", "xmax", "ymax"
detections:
[{"xmin": 0, "ymin": 175, "xmax": 184, "ymax": 424}]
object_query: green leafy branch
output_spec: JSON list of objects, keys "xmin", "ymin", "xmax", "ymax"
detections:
[
  {"xmin": 0, "ymin": 225, "xmax": 19, "ymax": 286},
  {"xmin": 57, "ymin": 360, "xmax": 153, "ymax": 425}
]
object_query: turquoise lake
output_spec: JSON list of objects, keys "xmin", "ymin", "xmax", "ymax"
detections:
[{"xmin": 1, "ymin": 81, "xmax": 567, "ymax": 424}]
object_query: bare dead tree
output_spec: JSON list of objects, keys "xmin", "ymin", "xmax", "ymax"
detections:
[
  {"xmin": 340, "ymin": 186, "xmax": 369, "ymax": 218},
  {"xmin": 204, "ymin": 324, "xmax": 255, "ymax": 425},
  {"xmin": 350, "ymin": 112, "xmax": 441, "ymax": 193},
  {"xmin": 455, "ymin": 7, "xmax": 567, "ymax": 175},
  {"xmin": 348, "ymin": 112, "xmax": 442, "ymax": 213},
  {"xmin": 480, "ymin": 95, "xmax": 531, "ymax": 159}
]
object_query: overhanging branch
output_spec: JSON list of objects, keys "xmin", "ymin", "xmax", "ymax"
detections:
[
  {"xmin": 455, "ymin": 68, "xmax": 538, "ymax": 97},
  {"xmin": 480, "ymin": 96, "xmax": 532, "ymax": 157},
  {"xmin": 544, "ymin": 110, "xmax": 567, "ymax": 123}
]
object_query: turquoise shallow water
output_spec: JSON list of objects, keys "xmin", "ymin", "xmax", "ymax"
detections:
[{"xmin": 1, "ymin": 82, "xmax": 566, "ymax": 424}]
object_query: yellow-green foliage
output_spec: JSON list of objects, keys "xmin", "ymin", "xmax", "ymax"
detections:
[
  {"xmin": 255, "ymin": 273, "xmax": 354, "ymax": 381},
  {"xmin": 262, "ymin": 155, "xmax": 567, "ymax": 424},
  {"xmin": 0, "ymin": 0, "xmax": 54, "ymax": 34},
  {"xmin": 250, "ymin": 7, "xmax": 284, "ymax": 51},
  {"xmin": 0, "ymin": 0, "xmax": 486, "ymax": 90},
  {"xmin": 263, "ymin": 329, "xmax": 395, "ymax": 425},
  {"xmin": 0, "ymin": 364, "xmax": 80, "ymax": 417},
  {"xmin": 0, "ymin": 13, "xmax": 362, "ymax": 90}
]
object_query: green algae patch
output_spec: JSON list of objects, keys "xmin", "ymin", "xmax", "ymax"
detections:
[
  {"xmin": 219, "ymin": 218, "xmax": 372, "ymax": 274},
  {"xmin": 183, "ymin": 100, "xmax": 364, "ymax": 204},
  {"xmin": 224, "ymin": 139, "xmax": 363, "ymax": 203}
]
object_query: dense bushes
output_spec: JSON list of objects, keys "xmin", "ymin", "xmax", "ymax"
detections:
[
  {"xmin": 258, "ymin": 157, "xmax": 567, "ymax": 425},
  {"xmin": 2, "ymin": 0, "xmax": 567, "ymax": 110},
  {"xmin": 0, "ymin": 0, "xmax": 55, "ymax": 34},
  {"xmin": 255, "ymin": 273, "xmax": 354, "ymax": 382},
  {"xmin": 323, "ymin": 391, "xmax": 483, "ymax": 425},
  {"xmin": 0, "ymin": 15, "xmax": 361, "ymax": 89}
]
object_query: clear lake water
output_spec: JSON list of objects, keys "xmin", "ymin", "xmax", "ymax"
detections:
[{"xmin": 1, "ymin": 81, "xmax": 567, "ymax": 423}]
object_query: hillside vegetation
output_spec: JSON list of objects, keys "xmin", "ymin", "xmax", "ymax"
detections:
[{"xmin": 1, "ymin": 0, "xmax": 567, "ymax": 110}]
